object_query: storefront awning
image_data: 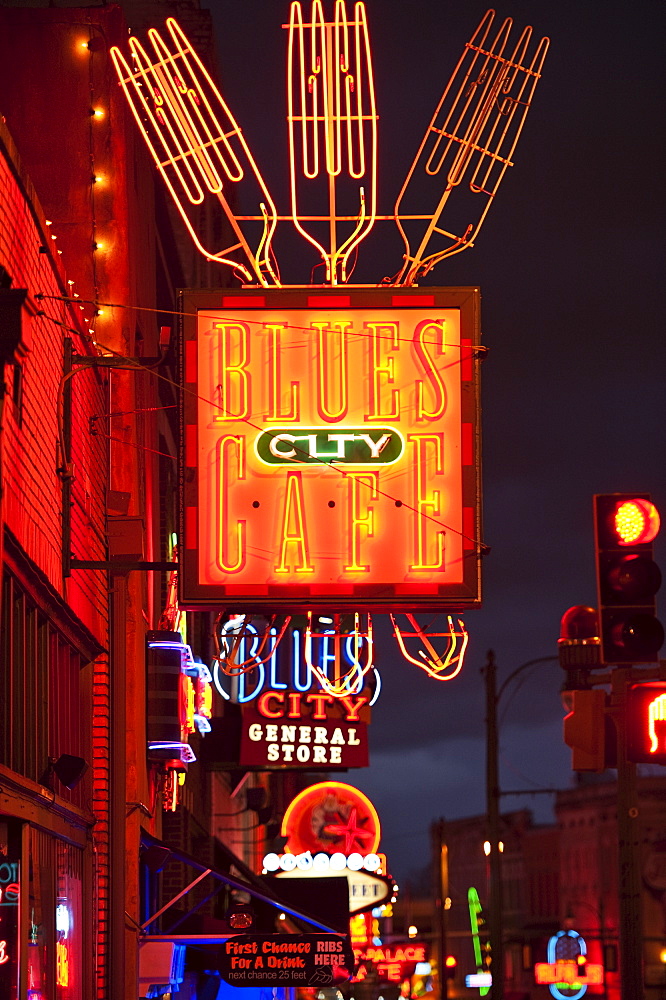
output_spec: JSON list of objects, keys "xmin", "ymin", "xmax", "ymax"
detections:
[{"xmin": 140, "ymin": 830, "xmax": 345, "ymax": 936}]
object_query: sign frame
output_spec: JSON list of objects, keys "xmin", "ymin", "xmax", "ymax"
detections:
[
  {"xmin": 179, "ymin": 286, "xmax": 481, "ymax": 612},
  {"xmin": 217, "ymin": 933, "xmax": 354, "ymax": 988}
]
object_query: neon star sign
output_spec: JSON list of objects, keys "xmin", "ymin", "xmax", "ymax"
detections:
[{"xmin": 280, "ymin": 781, "xmax": 381, "ymax": 856}]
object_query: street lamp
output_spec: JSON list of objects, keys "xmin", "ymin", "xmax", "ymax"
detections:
[{"xmin": 484, "ymin": 650, "xmax": 559, "ymax": 1000}]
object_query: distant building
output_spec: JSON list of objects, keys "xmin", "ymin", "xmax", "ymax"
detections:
[{"xmin": 389, "ymin": 775, "xmax": 666, "ymax": 999}]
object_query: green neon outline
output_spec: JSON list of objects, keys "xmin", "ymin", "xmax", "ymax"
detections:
[{"xmin": 468, "ymin": 887, "xmax": 490, "ymax": 997}]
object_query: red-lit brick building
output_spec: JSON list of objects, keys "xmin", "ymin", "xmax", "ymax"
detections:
[
  {"xmin": 0, "ymin": 5, "xmax": 321, "ymax": 997},
  {"xmin": 0, "ymin": 3, "xmax": 200, "ymax": 996}
]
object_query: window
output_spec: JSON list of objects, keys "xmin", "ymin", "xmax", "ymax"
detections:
[{"xmin": 0, "ymin": 572, "xmax": 88, "ymax": 807}]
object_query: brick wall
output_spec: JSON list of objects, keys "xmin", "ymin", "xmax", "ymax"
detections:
[{"xmin": 1, "ymin": 115, "xmax": 112, "ymax": 996}]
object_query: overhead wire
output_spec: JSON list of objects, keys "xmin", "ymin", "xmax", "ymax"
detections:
[{"xmin": 35, "ymin": 292, "xmax": 489, "ymax": 356}]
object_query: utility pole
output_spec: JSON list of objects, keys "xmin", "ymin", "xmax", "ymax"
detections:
[
  {"xmin": 612, "ymin": 668, "xmax": 643, "ymax": 998},
  {"xmin": 485, "ymin": 649, "xmax": 504, "ymax": 1000},
  {"xmin": 433, "ymin": 817, "xmax": 449, "ymax": 1000}
]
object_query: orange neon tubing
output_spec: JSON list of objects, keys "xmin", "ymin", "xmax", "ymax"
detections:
[
  {"xmin": 287, "ymin": 1, "xmax": 377, "ymax": 284},
  {"xmin": 304, "ymin": 612, "xmax": 374, "ymax": 697},
  {"xmin": 110, "ymin": 18, "xmax": 279, "ymax": 285},
  {"xmin": 390, "ymin": 613, "xmax": 468, "ymax": 681}
]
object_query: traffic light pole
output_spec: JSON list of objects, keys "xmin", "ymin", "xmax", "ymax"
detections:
[
  {"xmin": 611, "ymin": 668, "xmax": 644, "ymax": 999},
  {"xmin": 485, "ymin": 650, "xmax": 504, "ymax": 1000},
  {"xmin": 433, "ymin": 818, "xmax": 449, "ymax": 1000}
]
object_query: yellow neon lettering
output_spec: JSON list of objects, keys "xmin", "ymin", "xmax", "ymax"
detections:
[
  {"xmin": 198, "ymin": 682, "xmax": 212, "ymax": 719},
  {"xmin": 275, "ymin": 472, "xmax": 314, "ymax": 574},
  {"xmin": 56, "ymin": 941, "xmax": 69, "ymax": 986},
  {"xmin": 414, "ymin": 319, "xmax": 447, "ymax": 420},
  {"xmin": 265, "ymin": 324, "xmax": 300, "ymax": 421},
  {"xmin": 213, "ymin": 322, "xmax": 249, "ymax": 421},
  {"xmin": 217, "ymin": 435, "xmax": 246, "ymax": 573},
  {"xmin": 366, "ymin": 322, "xmax": 399, "ymax": 419},
  {"xmin": 409, "ymin": 435, "xmax": 444, "ymax": 570},
  {"xmin": 313, "ymin": 321, "xmax": 350, "ymax": 421},
  {"xmin": 345, "ymin": 473, "xmax": 378, "ymax": 572}
]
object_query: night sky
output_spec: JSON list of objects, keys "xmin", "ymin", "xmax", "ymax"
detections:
[{"xmin": 202, "ymin": 0, "xmax": 666, "ymax": 882}]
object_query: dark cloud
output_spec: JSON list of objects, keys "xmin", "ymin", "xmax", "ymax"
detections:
[{"xmin": 204, "ymin": 0, "xmax": 666, "ymax": 881}]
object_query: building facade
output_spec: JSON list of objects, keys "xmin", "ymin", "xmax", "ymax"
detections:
[{"xmin": 0, "ymin": 4, "xmax": 187, "ymax": 996}]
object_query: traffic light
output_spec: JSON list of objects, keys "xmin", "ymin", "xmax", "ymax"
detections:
[
  {"xmin": 626, "ymin": 682, "xmax": 666, "ymax": 764},
  {"xmin": 594, "ymin": 494, "xmax": 663, "ymax": 664},
  {"xmin": 444, "ymin": 955, "xmax": 457, "ymax": 979},
  {"xmin": 563, "ymin": 688, "xmax": 612, "ymax": 771}
]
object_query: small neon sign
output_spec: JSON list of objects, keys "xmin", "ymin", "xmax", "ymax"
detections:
[
  {"xmin": 56, "ymin": 904, "xmax": 70, "ymax": 987},
  {"xmin": 147, "ymin": 637, "xmax": 213, "ymax": 765},
  {"xmin": 627, "ymin": 683, "xmax": 666, "ymax": 763},
  {"xmin": 535, "ymin": 930, "xmax": 603, "ymax": 1000},
  {"xmin": 0, "ymin": 860, "xmax": 19, "ymax": 987}
]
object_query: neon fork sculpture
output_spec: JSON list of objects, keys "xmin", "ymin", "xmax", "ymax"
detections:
[
  {"xmin": 110, "ymin": 18, "xmax": 280, "ymax": 287},
  {"xmin": 304, "ymin": 612, "xmax": 374, "ymax": 696},
  {"xmin": 213, "ymin": 614, "xmax": 292, "ymax": 676},
  {"xmin": 111, "ymin": 6, "xmax": 546, "ymax": 288},
  {"xmin": 393, "ymin": 10, "xmax": 549, "ymax": 286},
  {"xmin": 287, "ymin": 0, "xmax": 378, "ymax": 285},
  {"xmin": 390, "ymin": 613, "xmax": 469, "ymax": 681}
]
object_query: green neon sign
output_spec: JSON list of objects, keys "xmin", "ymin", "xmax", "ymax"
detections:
[{"xmin": 468, "ymin": 887, "xmax": 490, "ymax": 997}]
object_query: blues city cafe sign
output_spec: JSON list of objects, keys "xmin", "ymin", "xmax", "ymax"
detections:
[
  {"xmin": 218, "ymin": 934, "xmax": 354, "ymax": 988},
  {"xmin": 180, "ymin": 287, "xmax": 481, "ymax": 612}
]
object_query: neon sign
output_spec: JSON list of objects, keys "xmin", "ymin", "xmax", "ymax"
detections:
[
  {"xmin": 181, "ymin": 288, "xmax": 480, "ymax": 612},
  {"xmin": 147, "ymin": 636, "xmax": 213, "ymax": 765},
  {"xmin": 0, "ymin": 859, "xmax": 19, "ymax": 992},
  {"xmin": 467, "ymin": 888, "xmax": 490, "ymax": 996},
  {"xmin": 534, "ymin": 930, "xmax": 603, "ymax": 999},
  {"xmin": 354, "ymin": 943, "xmax": 429, "ymax": 983},
  {"xmin": 55, "ymin": 904, "xmax": 70, "ymax": 988},
  {"xmin": 0, "ymin": 864, "xmax": 19, "ymax": 906},
  {"xmin": 212, "ymin": 617, "xmax": 381, "ymax": 705},
  {"xmin": 280, "ymin": 781, "xmax": 381, "ymax": 856},
  {"xmin": 627, "ymin": 683, "xmax": 666, "ymax": 764},
  {"xmin": 112, "ymin": 10, "xmax": 547, "ymax": 288}
]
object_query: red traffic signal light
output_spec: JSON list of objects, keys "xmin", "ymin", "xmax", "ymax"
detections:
[
  {"xmin": 626, "ymin": 683, "xmax": 666, "ymax": 764},
  {"xmin": 594, "ymin": 494, "xmax": 663, "ymax": 664},
  {"xmin": 444, "ymin": 955, "xmax": 457, "ymax": 979},
  {"xmin": 613, "ymin": 498, "xmax": 660, "ymax": 545}
]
